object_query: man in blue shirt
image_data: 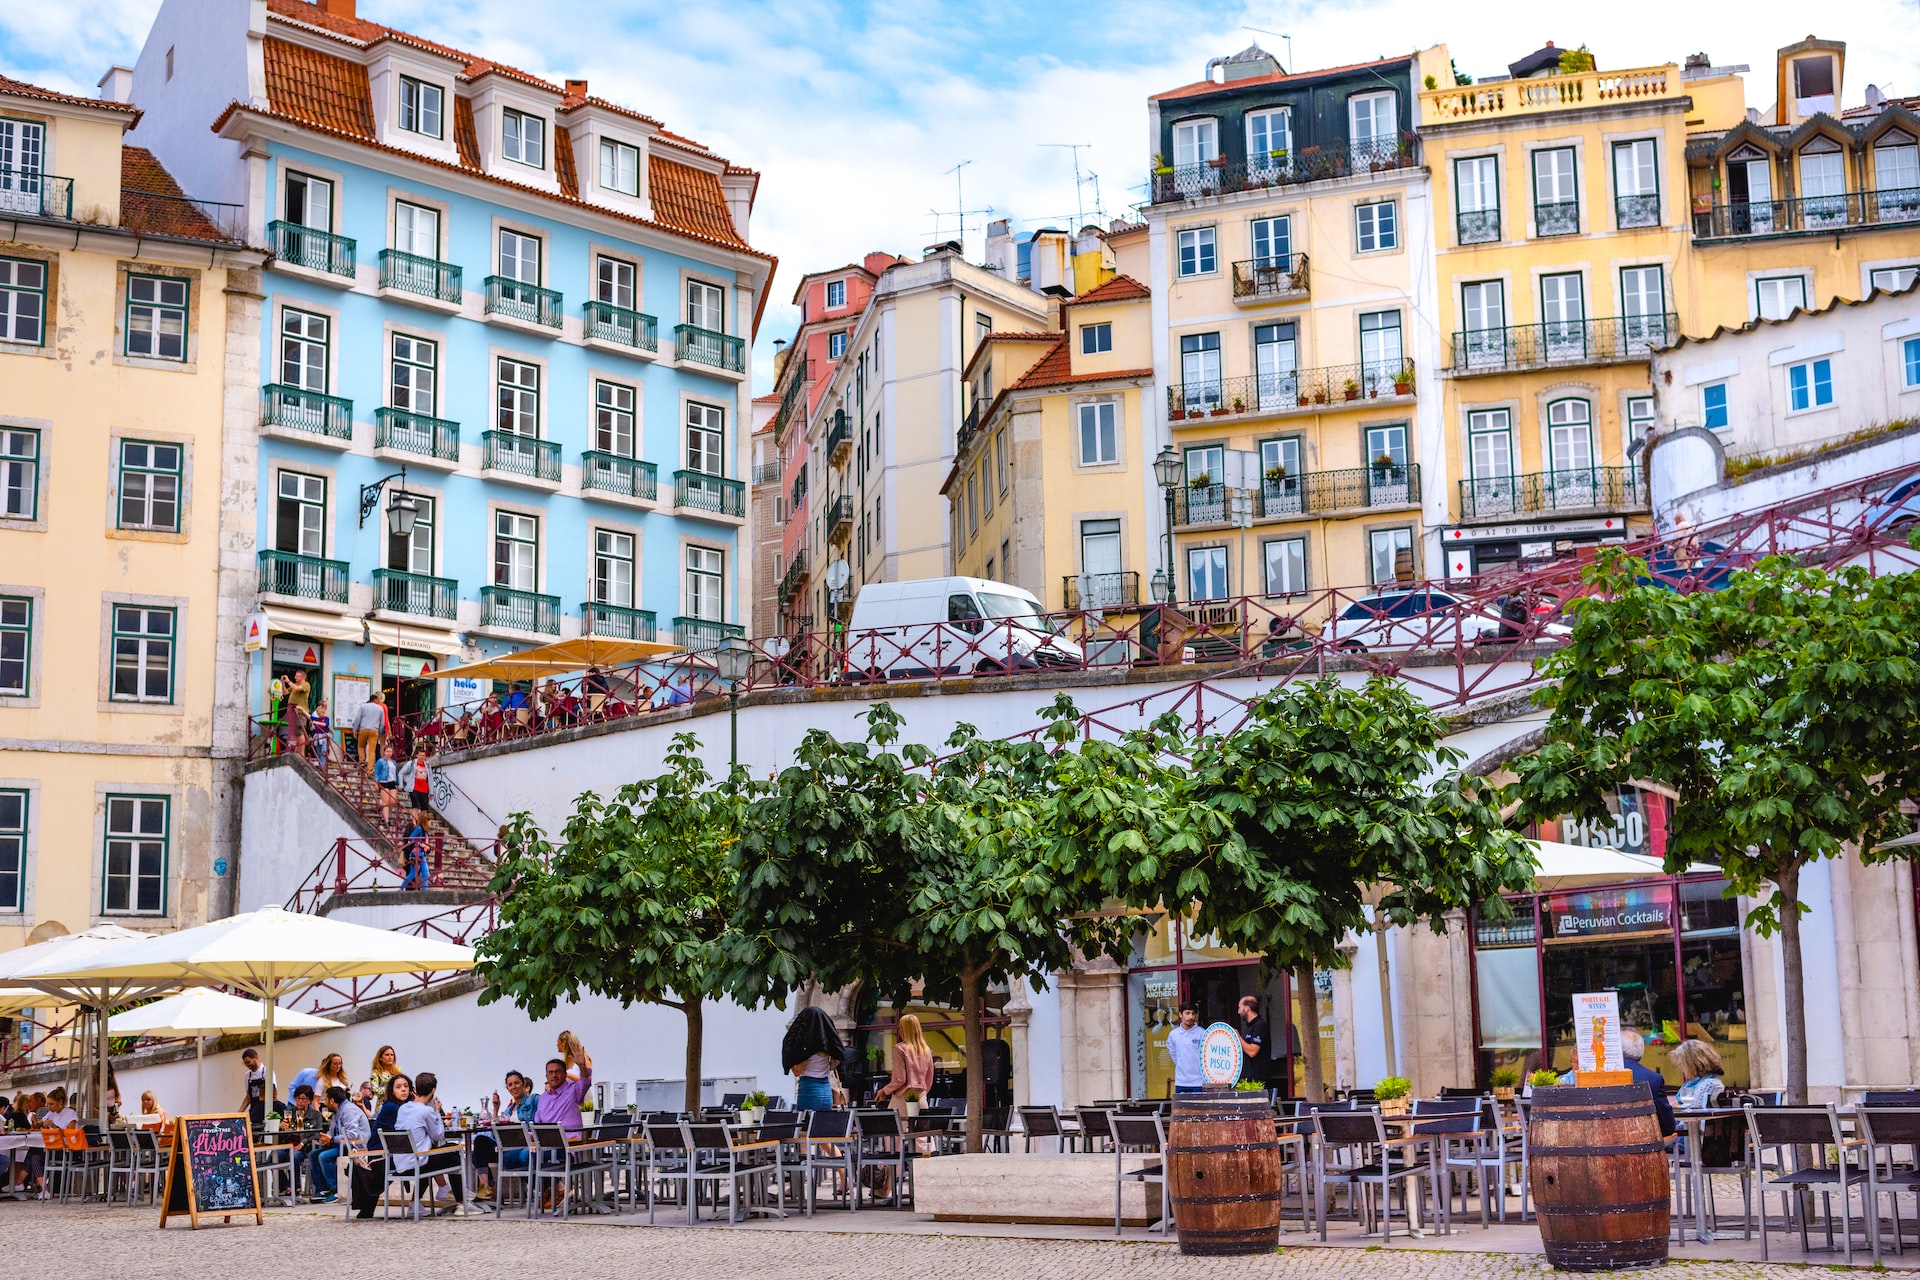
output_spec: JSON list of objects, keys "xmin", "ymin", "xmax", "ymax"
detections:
[{"xmin": 1165, "ymin": 1002, "xmax": 1207, "ymax": 1095}]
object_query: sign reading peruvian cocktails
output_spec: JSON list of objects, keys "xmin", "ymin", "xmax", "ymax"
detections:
[{"xmin": 1546, "ymin": 883, "xmax": 1675, "ymax": 940}]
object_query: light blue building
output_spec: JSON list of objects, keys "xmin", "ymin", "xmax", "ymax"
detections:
[{"xmin": 124, "ymin": 0, "xmax": 769, "ymax": 727}]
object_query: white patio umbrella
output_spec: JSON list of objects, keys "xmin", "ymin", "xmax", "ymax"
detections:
[
  {"xmin": 109, "ymin": 990, "xmax": 343, "ymax": 1112},
  {"xmin": 33, "ymin": 906, "xmax": 475, "ymax": 1115}
]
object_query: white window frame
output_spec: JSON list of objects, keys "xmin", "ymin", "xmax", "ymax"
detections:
[
  {"xmin": 398, "ymin": 76, "xmax": 444, "ymax": 139},
  {"xmin": 501, "ymin": 109, "xmax": 546, "ymax": 169},
  {"xmin": 598, "ymin": 138, "xmax": 638, "ymax": 194},
  {"xmin": 1076, "ymin": 400, "xmax": 1119, "ymax": 466},
  {"xmin": 1081, "ymin": 322, "xmax": 1113, "ymax": 355},
  {"xmin": 1176, "ymin": 226, "xmax": 1217, "ymax": 277},
  {"xmin": 1786, "ymin": 357, "xmax": 1834, "ymax": 412},
  {"xmin": 1355, "ymin": 200, "xmax": 1398, "ymax": 252}
]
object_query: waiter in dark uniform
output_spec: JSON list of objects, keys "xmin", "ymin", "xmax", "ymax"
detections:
[{"xmin": 1237, "ymin": 995, "xmax": 1275, "ymax": 1087}]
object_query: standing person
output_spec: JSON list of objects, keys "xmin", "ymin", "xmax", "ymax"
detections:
[
  {"xmin": 873, "ymin": 1014, "xmax": 935, "ymax": 1116},
  {"xmin": 782, "ymin": 1007, "xmax": 845, "ymax": 1112},
  {"xmin": 315, "ymin": 1053, "xmax": 352, "ymax": 1100},
  {"xmin": 238, "ymin": 1047, "xmax": 278, "ymax": 1123},
  {"xmin": 401, "ymin": 748, "xmax": 433, "ymax": 824},
  {"xmin": 370, "ymin": 1045, "xmax": 401, "ymax": 1097},
  {"xmin": 1165, "ymin": 1002, "xmax": 1206, "ymax": 1096},
  {"xmin": 1237, "ymin": 995, "xmax": 1275, "ymax": 1090},
  {"xmin": 354, "ymin": 690, "xmax": 388, "ymax": 775},
  {"xmin": 556, "ymin": 1030, "xmax": 588, "ymax": 1080},
  {"xmin": 286, "ymin": 670, "xmax": 312, "ymax": 755},
  {"xmin": 309, "ymin": 699, "xmax": 332, "ymax": 768},
  {"xmin": 402, "ymin": 822, "xmax": 430, "ymax": 890},
  {"xmin": 374, "ymin": 745, "xmax": 400, "ymax": 827}
]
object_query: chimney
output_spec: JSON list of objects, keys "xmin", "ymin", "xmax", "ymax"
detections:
[
  {"xmin": 96, "ymin": 66, "xmax": 134, "ymax": 104},
  {"xmin": 317, "ymin": 0, "xmax": 356, "ymax": 17},
  {"xmin": 566, "ymin": 79, "xmax": 589, "ymax": 99}
]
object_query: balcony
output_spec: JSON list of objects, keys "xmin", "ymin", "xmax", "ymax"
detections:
[
  {"xmin": 675, "ymin": 324, "xmax": 746, "ymax": 374},
  {"xmin": 0, "ymin": 168, "xmax": 73, "ymax": 221},
  {"xmin": 1449, "ymin": 314, "xmax": 1679, "ymax": 375},
  {"xmin": 1064, "ymin": 571, "xmax": 1139, "ymax": 611},
  {"xmin": 827, "ymin": 494, "xmax": 853, "ymax": 542},
  {"xmin": 674, "ymin": 470, "xmax": 745, "ymax": 518},
  {"xmin": 1166, "ymin": 360, "xmax": 1416, "ymax": 423},
  {"xmin": 582, "ymin": 301, "xmax": 659, "ymax": 354},
  {"xmin": 261, "ymin": 385, "xmax": 352, "ymax": 443},
  {"xmin": 1456, "ymin": 207, "xmax": 1501, "ymax": 245},
  {"xmin": 257, "ymin": 550, "xmax": 348, "ymax": 604},
  {"xmin": 1421, "ymin": 65, "xmax": 1680, "ymax": 124},
  {"xmin": 580, "ymin": 451, "xmax": 657, "ymax": 502},
  {"xmin": 1615, "ymin": 193, "xmax": 1661, "ymax": 229},
  {"xmin": 779, "ymin": 551, "xmax": 810, "ymax": 601},
  {"xmin": 1149, "ymin": 137, "xmax": 1416, "ymax": 205},
  {"xmin": 752, "ymin": 461, "xmax": 782, "ymax": 485},
  {"xmin": 481, "ymin": 431, "xmax": 562, "ymax": 485},
  {"xmin": 958, "ymin": 399, "xmax": 989, "ymax": 453},
  {"xmin": 1457, "ymin": 467, "xmax": 1646, "ymax": 520},
  {"xmin": 581, "ymin": 601, "xmax": 657, "ymax": 641},
  {"xmin": 1174, "ymin": 463, "xmax": 1422, "ymax": 526},
  {"xmin": 827, "ymin": 410, "xmax": 852, "ymax": 462},
  {"xmin": 379, "ymin": 250, "xmax": 462, "ymax": 306},
  {"xmin": 373, "ymin": 408, "xmax": 460, "ymax": 465},
  {"xmin": 1534, "ymin": 201, "xmax": 1580, "ymax": 237},
  {"xmin": 480, "ymin": 586, "xmax": 559, "ymax": 634},
  {"xmin": 371, "ymin": 569, "xmax": 458, "ymax": 619},
  {"xmin": 772, "ymin": 357, "xmax": 811, "ymax": 439},
  {"xmin": 1231, "ymin": 255, "xmax": 1310, "ymax": 304},
  {"xmin": 1692, "ymin": 188, "xmax": 1920, "ymax": 241},
  {"xmin": 674, "ymin": 616, "xmax": 744, "ymax": 650},
  {"xmin": 484, "ymin": 276, "xmax": 563, "ymax": 329},
  {"xmin": 269, "ymin": 220, "xmax": 355, "ymax": 279}
]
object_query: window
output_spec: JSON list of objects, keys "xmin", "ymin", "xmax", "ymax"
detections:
[
  {"xmin": 1254, "ymin": 322, "xmax": 1297, "ymax": 402},
  {"xmin": 598, "ymin": 138, "xmax": 638, "ymax": 194},
  {"xmin": 1250, "ymin": 215, "xmax": 1291, "ymax": 265},
  {"xmin": 498, "ymin": 229, "xmax": 541, "ymax": 284},
  {"xmin": 1348, "ymin": 90, "xmax": 1396, "ymax": 160},
  {"xmin": 1793, "ymin": 57, "xmax": 1835, "ymax": 106},
  {"xmin": 825, "ymin": 280, "xmax": 847, "ymax": 309},
  {"xmin": 388, "ymin": 492, "xmax": 433, "ymax": 574},
  {"xmin": 1755, "ymin": 275, "xmax": 1807, "ymax": 321},
  {"xmin": 1702, "ymin": 382, "xmax": 1729, "ymax": 430},
  {"xmin": 390, "ymin": 334, "xmax": 437, "ymax": 415},
  {"xmin": 0, "ymin": 597, "xmax": 28, "ymax": 696},
  {"xmin": 501, "ymin": 109, "xmax": 545, "ymax": 168},
  {"xmin": 103, "ymin": 794, "xmax": 168, "ymax": 915},
  {"xmin": 1875, "ymin": 140, "xmax": 1919, "ymax": 196},
  {"xmin": 1613, "ymin": 139, "xmax": 1660, "ymax": 228},
  {"xmin": 495, "ymin": 358, "xmax": 540, "ymax": 435},
  {"xmin": 392, "ymin": 202, "xmax": 439, "ymax": 261},
  {"xmin": 829, "ymin": 331, "xmax": 848, "ymax": 359},
  {"xmin": 110, "ymin": 605, "xmax": 175, "ymax": 703},
  {"xmin": 117, "ymin": 441, "xmax": 182, "ymax": 532},
  {"xmin": 1366, "ymin": 424, "xmax": 1409, "ymax": 468},
  {"xmin": 0, "ymin": 257, "xmax": 46, "ymax": 345},
  {"xmin": 125, "ymin": 275, "xmax": 188, "ymax": 361},
  {"xmin": 1459, "ymin": 280, "xmax": 1507, "ymax": 367},
  {"xmin": 594, "ymin": 380, "xmax": 635, "ymax": 456},
  {"xmin": 975, "ymin": 312, "xmax": 992, "ymax": 344},
  {"xmin": 1901, "ymin": 336, "xmax": 1920, "ymax": 389},
  {"xmin": 0, "ymin": 119, "xmax": 45, "ymax": 218},
  {"xmin": 1263, "ymin": 537, "xmax": 1306, "ymax": 596},
  {"xmin": 1177, "ymin": 227, "xmax": 1217, "ymax": 277},
  {"xmin": 994, "ymin": 429, "xmax": 1008, "ymax": 494},
  {"xmin": 1, "ymin": 428, "xmax": 38, "ymax": 520},
  {"xmin": 1359, "ymin": 311, "xmax": 1403, "ymax": 380},
  {"xmin": 274, "ymin": 470, "xmax": 325, "ymax": 557},
  {"xmin": 1468, "ymin": 409, "xmax": 1514, "ymax": 481},
  {"xmin": 1187, "ymin": 546, "xmax": 1228, "ymax": 600},
  {"xmin": 966, "ymin": 476, "xmax": 978, "ymax": 535},
  {"xmin": 1368, "ymin": 528, "xmax": 1412, "ymax": 585},
  {"xmin": 1540, "ymin": 272, "xmax": 1586, "ymax": 356},
  {"xmin": 1533, "ymin": 147, "xmax": 1578, "ymax": 234},
  {"xmin": 687, "ymin": 279, "xmax": 725, "ymax": 331},
  {"xmin": 398, "ymin": 76, "xmax": 444, "ymax": 138},
  {"xmin": 1454, "ymin": 155, "xmax": 1500, "ymax": 243},
  {"xmin": 1172, "ymin": 118, "xmax": 1218, "ymax": 169},
  {"xmin": 282, "ymin": 171, "xmax": 331, "ymax": 232},
  {"xmin": 1548, "ymin": 399, "xmax": 1595, "ymax": 474},
  {"xmin": 1620, "ymin": 265, "xmax": 1670, "ymax": 348},
  {"xmin": 1871, "ymin": 266, "xmax": 1920, "ymax": 294},
  {"xmin": 980, "ymin": 462, "xmax": 993, "ymax": 516},
  {"xmin": 493, "ymin": 512, "xmax": 538, "ymax": 590},
  {"xmin": 1788, "ymin": 358, "xmax": 1834, "ymax": 411},
  {"xmin": 1355, "ymin": 200, "xmax": 1398, "ymax": 252},
  {"xmin": 1077, "ymin": 401, "xmax": 1118, "ymax": 465},
  {"xmin": 1247, "ymin": 107, "xmax": 1292, "ymax": 172},
  {"xmin": 1081, "ymin": 322, "xmax": 1113, "ymax": 355},
  {"xmin": 593, "ymin": 529, "xmax": 635, "ymax": 607},
  {"xmin": 685, "ymin": 546, "xmax": 724, "ymax": 621},
  {"xmin": 279, "ymin": 308, "xmax": 328, "ymax": 395},
  {"xmin": 1178, "ymin": 332, "xmax": 1222, "ymax": 410},
  {"xmin": 1799, "ymin": 145, "xmax": 1847, "ymax": 226},
  {"xmin": 0, "ymin": 788, "xmax": 21, "ymax": 911},
  {"xmin": 686, "ymin": 402, "xmax": 725, "ymax": 475},
  {"xmin": 1626, "ymin": 395, "xmax": 1657, "ymax": 446}
]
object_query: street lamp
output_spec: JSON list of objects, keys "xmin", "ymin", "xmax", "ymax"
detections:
[
  {"xmin": 1153, "ymin": 445, "xmax": 1182, "ymax": 604},
  {"xmin": 714, "ymin": 635, "xmax": 753, "ymax": 773},
  {"xmin": 357, "ymin": 465, "xmax": 418, "ymax": 536}
]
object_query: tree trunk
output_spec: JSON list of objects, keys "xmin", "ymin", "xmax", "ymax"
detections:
[
  {"xmin": 1295, "ymin": 967, "xmax": 1325, "ymax": 1104},
  {"xmin": 961, "ymin": 963, "xmax": 988, "ymax": 1154},
  {"xmin": 682, "ymin": 999, "xmax": 705, "ymax": 1116},
  {"xmin": 1776, "ymin": 861, "xmax": 1807, "ymax": 1105}
]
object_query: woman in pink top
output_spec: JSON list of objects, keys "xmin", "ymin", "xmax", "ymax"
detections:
[{"xmin": 874, "ymin": 1013, "xmax": 936, "ymax": 1117}]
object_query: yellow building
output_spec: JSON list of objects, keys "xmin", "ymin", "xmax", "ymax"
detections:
[
  {"xmin": 0, "ymin": 75, "xmax": 264, "ymax": 943},
  {"xmin": 944, "ymin": 276, "xmax": 1156, "ymax": 612}
]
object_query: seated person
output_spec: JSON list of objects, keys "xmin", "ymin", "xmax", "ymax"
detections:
[
  {"xmin": 312, "ymin": 1085, "xmax": 368, "ymax": 1204},
  {"xmin": 394, "ymin": 1072, "xmax": 475, "ymax": 1214},
  {"xmin": 471, "ymin": 1069, "xmax": 539, "ymax": 1200},
  {"xmin": 1622, "ymin": 1028, "xmax": 1678, "ymax": 1137},
  {"xmin": 1671, "ymin": 1038, "xmax": 1727, "ymax": 1110}
]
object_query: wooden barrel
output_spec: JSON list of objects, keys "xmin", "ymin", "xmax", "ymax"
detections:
[
  {"xmin": 1165, "ymin": 1093, "xmax": 1282, "ymax": 1256},
  {"xmin": 1528, "ymin": 1084, "xmax": 1671, "ymax": 1271}
]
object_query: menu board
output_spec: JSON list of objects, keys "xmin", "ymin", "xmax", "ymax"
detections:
[{"xmin": 160, "ymin": 1113, "xmax": 262, "ymax": 1229}]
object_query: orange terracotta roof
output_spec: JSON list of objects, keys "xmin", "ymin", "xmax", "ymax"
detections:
[
  {"xmin": 554, "ymin": 125, "xmax": 578, "ymax": 199},
  {"xmin": 1152, "ymin": 53, "xmax": 1410, "ymax": 101},
  {"xmin": 120, "ymin": 147, "xmax": 228, "ymax": 241},
  {"xmin": 648, "ymin": 158, "xmax": 744, "ymax": 247},
  {"xmin": 263, "ymin": 38, "xmax": 376, "ymax": 136},
  {"xmin": 1066, "ymin": 274, "xmax": 1150, "ymax": 307},
  {"xmin": 1011, "ymin": 337, "xmax": 1152, "ymax": 391},
  {"xmin": 0, "ymin": 73, "xmax": 142, "ymax": 120},
  {"xmin": 979, "ymin": 330, "xmax": 1059, "ymax": 342},
  {"xmin": 559, "ymin": 91, "xmax": 663, "ymax": 130}
]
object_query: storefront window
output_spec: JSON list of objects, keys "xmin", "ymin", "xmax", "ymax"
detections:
[
  {"xmin": 1680, "ymin": 880, "xmax": 1748, "ymax": 1086},
  {"xmin": 1543, "ymin": 881, "xmax": 1680, "ymax": 1078},
  {"xmin": 850, "ymin": 994, "xmax": 1009, "ymax": 1107}
]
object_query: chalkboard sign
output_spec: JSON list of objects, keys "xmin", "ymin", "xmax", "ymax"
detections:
[{"xmin": 160, "ymin": 1113, "xmax": 262, "ymax": 1229}]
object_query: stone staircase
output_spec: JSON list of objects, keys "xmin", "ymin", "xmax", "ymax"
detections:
[{"xmin": 313, "ymin": 757, "xmax": 495, "ymax": 892}]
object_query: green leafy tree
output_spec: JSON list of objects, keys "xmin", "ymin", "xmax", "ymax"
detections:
[
  {"xmin": 476, "ymin": 734, "xmax": 741, "ymax": 1114},
  {"xmin": 1508, "ymin": 552, "xmax": 1920, "ymax": 1102}
]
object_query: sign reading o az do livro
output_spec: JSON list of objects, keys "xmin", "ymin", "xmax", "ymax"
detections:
[{"xmin": 1201, "ymin": 1021, "xmax": 1244, "ymax": 1086}]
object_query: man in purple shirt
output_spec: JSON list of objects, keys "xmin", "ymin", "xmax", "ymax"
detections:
[{"xmin": 533, "ymin": 1048, "xmax": 592, "ymax": 1138}]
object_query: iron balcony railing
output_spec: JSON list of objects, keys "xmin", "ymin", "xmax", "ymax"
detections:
[
  {"xmin": 1534, "ymin": 200, "xmax": 1579, "ymax": 237},
  {"xmin": 779, "ymin": 551, "xmax": 810, "ymax": 601},
  {"xmin": 1449, "ymin": 313, "xmax": 1679, "ymax": 374},
  {"xmin": 582, "ymin": 300, "xmax": 659, "ymax": 352},
  {"xmin": 1149, "ymin": 136, "xmax": 1416, "ymax": 204},
  {"xmin": 480, "ymin": 586, "xmax": 559, "ymax": 634},
  {"xmin": 1231, "ymin": 254, "xmax": 1310, "ymax": 302},
  {"xmin": 1167, "ymin": 359, "xmax": 1416, "ymax": 421},
  {"xmin": 1064, "ymin": 571, "xmax": 1140, "ymax": 610},
  {"xmin": 1615, "ymin": 193, "xmax": 1661, "ymax": 229},
  {"xmin": 257, "ymin": 550, "xmax": 348, "ymax": 603},
  {"xmin": 827, "ymin": 494, "xmax": 854, "ymax": 537},
  {"xmin": 1457, "ymin": 467, "xmax": 1646, "ymax": 520},
  {"xmin": 269, "ymin": 220, "xmax": 355, "ymax": 277},
  {"xmin": 582, "ymin": 601, "xmax": 657, "ymax": 641},
  {"xmin": 371, "ymin": 568, "xmax": 458, "ymax": 619},
  {"xmin": 675, "ymin": 324, "xmax": 746, "ymax": 373},
  {"xmin": 1693, "ymin": 187, "xmax": 1920, "ymax": 240},
  {"xmin": 674, "ymin": 470, "xmax": 745, "ymax": 517},
  {"xmin": 580, "ymin": 451, "xmax": 657, "ymax": 501},
  {"xmin": 1175, "ymin": 463, "xmax": 1421, "ymax": 525},
  {"xmin": 790, "ymin": 464, "xmax": 810, "ymax": 505},
  {"xmin": 827, "ymin": 410, "xmax": 852, "ymax": 459},
  {"xmin": 773, "ymin": 357, "xmax": 811, "ymax": 438},
  {"xmin": 482, "ymin": 431, "xmax": 562, "ymax": 482},
  {"xmin": 959, "ymin": 399, "xmax": 989, "ymax": 451},
  {"xmin": 261, "ymin": 385, "xmax": 352, "ymax": 440},
  {"xmin": 752, "ymin": 461, "xmax": 782, "ymax": 485},
  {"xmin": 374, "ymin": 407, "xmax": 460, "ymax": 462},
  {"xmin": 675, "ymin": 616, "xmax": 744, "ymax": 649},
  {"xmin": 484, "ymin": 276, "xmax": 563, "ymax": 328},
  {"xmin": 1456, "ymin": 207, "xmax": 1501, "ymax": 245},
  {"xmin": 123, "ymin": 188, "xmax": 246, "ymax": 241},
  {"xmin": 0, "ymin": 168, "xmax": 73, "ymax": 220},
  {"xmin": 380, "ymin": 250, "xmax": 462, "ymax": 303}
]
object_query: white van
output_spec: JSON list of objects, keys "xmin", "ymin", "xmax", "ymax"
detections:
[{"xmin": 843, "ymin": 576, "xmax": 1083, "ymax": 680}]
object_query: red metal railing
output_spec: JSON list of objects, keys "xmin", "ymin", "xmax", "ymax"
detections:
[
  {"xmin": 284, "ymin": 837, "xmax": 502, "ymax": 914},
  {"xmin": 291, "ymin": 898, "xmax": 500, "ymax": 1018}
]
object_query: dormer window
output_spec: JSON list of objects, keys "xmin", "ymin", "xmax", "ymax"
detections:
[
  {"xmin": 599, "ymin": 139, "xmax": 639, "ymax": 195},
  {"xmin": 399, "ymin": 76, "xmax": 443, "ymax": 139},
  {"xmin": 503, "ymin": 109, "xmax": 545, "ymax": 168},
  {"xmin": 826, "ymin": 280, "xmax": 846, "ymax": 309}
]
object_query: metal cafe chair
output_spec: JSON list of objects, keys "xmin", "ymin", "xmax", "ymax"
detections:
[
  {"xmin": 1076, "ymin": 1106, "xmax": 1117, "ymax": 1154},
  {"xmin": 375, "ymin": 1130, "xmax": 436, "ymax": 1222},
  {"xmin": 1745, "ymin": 1105, "xmax": 1866, "ymax": 1262},
  {"xmin": 643, "ymin": 1121, "xmax": 695, "ymax": 1223},
  {"xmin": 489, "ymin": 1123, "xmax": 535, "ymax": 1218},
  {"xmin": 105, "ymin": 1131, "xmax": 137, "ymax": 1204},
  {"xmin": 1312, "ymin": 1109, "xmax": 1430, "ymax": 1242},
  {"xmin": 1109, "ymin": 1113, "xmax": 1169, "ymax": 1236},
  {"xmin": 686, "ymin": 1121, "xmax": 781, "ymax": 1223},
  {"xmin": 797, "ymin": 1109, "xmax": 859, "ymax": 1213},
  {"xmin": 530, "ymin": 1122, "xmax": 613, "ymax": 1218},
  {"xmin": 852, "ymin": 1110, "xmax": 912, "ymax": 1209},
  {"xmin": 129, "ymin": 1129, "xmax": 166, "ymax": 1206},
  {"xmin": 1856, "ymin": 1106, "xmax": 1920, "ymax": 1259},
  {"xmin": 1018, "ymin": 1105, "xmax": 1080, "ymax": 1153}
]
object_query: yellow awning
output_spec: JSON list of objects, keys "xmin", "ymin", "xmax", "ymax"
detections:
[{"xmin": 432, "ymin": 635, "xmax": 683, "ymax": 680}]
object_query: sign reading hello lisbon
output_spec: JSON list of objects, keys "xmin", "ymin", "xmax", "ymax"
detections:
[{"xmin": 1546, "ymin": 884, "xmax": 1675, "ymax": 941}]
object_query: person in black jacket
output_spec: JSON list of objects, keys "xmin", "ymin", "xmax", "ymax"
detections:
[{"xmin": 1621, "ymin": 1028, "xmax": 1678, "ymax": 1137}]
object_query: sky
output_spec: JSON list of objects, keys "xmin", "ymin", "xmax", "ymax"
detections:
[{"xmin": 7, "ymin": 0, "xmax": 1920, "ymax": 391}]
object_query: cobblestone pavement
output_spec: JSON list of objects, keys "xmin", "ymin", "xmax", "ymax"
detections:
[{"xmin": 9, "ymin": 1205, "xmax": 1889, "ymax": 1280}]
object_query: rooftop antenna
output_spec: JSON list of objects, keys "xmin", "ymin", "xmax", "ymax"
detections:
[
  {"xmin": 1038, "ymin": 143, "xmax": 1100, "ymax": 230},
  {"xmin": 932, "ymin": 160, "xmax": 994, "ymax": 256},
  {"xmin": 1243, "ymin": 25, "xmax": 1294, "ymax": 71}
]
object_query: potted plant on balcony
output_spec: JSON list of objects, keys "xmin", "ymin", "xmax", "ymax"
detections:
[
  {"xmin": 1169, "ymin": 404, "xmax": 1188, "ymax": 421},
  {"xmin": 1373, "ymin": 1076, "xmax": 1413, "ymax": 1117},
  {"xmin": 1210, "ymin": 404, "xmax": 1230, "ymax": 417},
  {"xmin": 1264, "ymin": 464, "xmax": 1288, "ymax": 485},
  {"xmin": 1342, "ymin": 377, "xmax": 1361, "ymax": 401},
  {"xmin": 1311, "ymin": 385, "xmax": 1329, "ymax": 405},
  {"xmin": 1231, "ymin": 396, "xmax": 1246, "ymax": 413},
  {"xmin": 1207, "ymin": 155, "xmax": 1230, "ymax": 170},
  {"xmin": 1488, "ymin": 1066, "xmax": 1521, "ymax": 1102},
  {"xmin": 1188, "ymin": 472, "xmax": 1213, "ymax": 489},
  {"xmin": 1372, "ymin": 453, "xmax": 1399, "ymax": 483},
  {"xmin": 1392, "ymin": 367, "xmax": 1414, "ymax": 395}
]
